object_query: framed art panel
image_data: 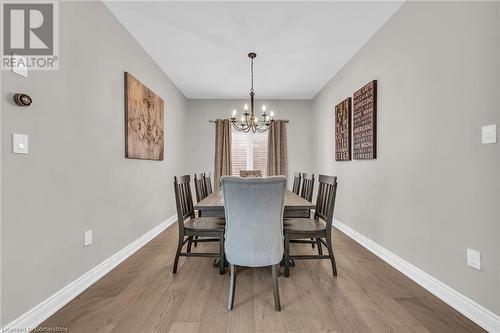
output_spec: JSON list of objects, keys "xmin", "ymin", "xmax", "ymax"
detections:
[
  {"xmin": 335, "ymin": 97, "xmax": 352, "ymax": 161},
  {"xmin": 353, "ymin": 80, "xmax": 377, "ymax": 159},
  {"xmin": 125, "ymin": 72, "xmax": 164, "ymax": 160}
]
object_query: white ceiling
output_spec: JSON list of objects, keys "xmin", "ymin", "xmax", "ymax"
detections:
[{"xmin": 105, "ymin": 1, "xmax": 403, "ymax": 99}]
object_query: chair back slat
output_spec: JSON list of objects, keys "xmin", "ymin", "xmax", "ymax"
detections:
[
  {"xmin": 314, "ymin": 175, "xmax": 338, "ymax": 232},
  {"xmin": 300, "ymin": 173, "xmax": 315, "ymax": 202},
  {"xmin": 292, "ymin": 172, "xmax": 302, "ymax": 195},
  {"xmin": 194, "ymin": 173, "xmax": 208, "ymax": 203},
  {"xmin": 174, "ymin": 175, "xmax": 195, "ymax": 222}
]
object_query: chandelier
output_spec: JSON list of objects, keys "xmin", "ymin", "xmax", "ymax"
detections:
[{"xmin": 230, "ymin": 52, "xmax": 274, "ymax": 133}]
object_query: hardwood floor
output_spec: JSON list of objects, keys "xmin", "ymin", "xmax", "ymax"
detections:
[{"xmin": 40, "ymin": 225, "xmax": 486, "ymax": 333}]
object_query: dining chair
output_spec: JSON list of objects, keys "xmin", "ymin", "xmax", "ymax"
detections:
[
  {"xmin": 300, "ymin": 173, "xmax": 316, "ymax": 248},
  {"xmin": 193, "ymin": 173, "xmax": 210, "ymax": 248},
  {"xmin": 194, "ymin": 173, "xmax": 208, "ymax": 203},
  {"xmin": 283, "ymin": 175, "xmax": 338, "ymax": 278},
  {"xmin": 239, "ymin": 170, "xmax": 262, "ymax": 178},
  {"xmin": 221, "ymin": 176, "xmax": 287, "ymax": 311},
  {"xmin": 172, "ymin": 175, "xmax": 226, "ymax": 274},
  {"xmin": 300, "ymin": 173, "xmax": 315, "ymax": 202},
  {"xmin": 205, "ymin": 172, "xmax": 213, "ymax": 195},
  {"xmin": 292, "ymin": 172, "xmax": 302, "ymax": 195}
]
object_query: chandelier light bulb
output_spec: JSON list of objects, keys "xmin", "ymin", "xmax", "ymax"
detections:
[
  {"xmin": 270, "ymin": 111, "xmax": 274, "ymax": 118},
  {"xmin": 244, "ymin": 104, "xmax": 249, "ymax": 111},
  {"xmin": 232, "ymin": 109, "xmax": 237, "ymax": 117},
  {"xmin": 240, "ymin": 116, "xmax": 245, "ymax": 122},
  {"xmin": 262, "ymin": 105, "xmax": 267, "ymax": 112}
]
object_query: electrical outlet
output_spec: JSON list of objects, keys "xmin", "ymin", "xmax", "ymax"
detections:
[
  {"xmin": 467, "ymin": 248, "xmax": 481, "ymax": 270},
  {"xmin": 84, "ymin": 230, "xmax": 93, "ymax": 247}
]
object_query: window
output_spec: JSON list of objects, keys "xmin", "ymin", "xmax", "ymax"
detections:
[{"xmin": 231, "ymin": 128, "xmax": 268, "ymax": 176}]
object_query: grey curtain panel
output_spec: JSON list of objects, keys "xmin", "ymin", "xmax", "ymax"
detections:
[
  {"xmin": 214, "ymin": 119, "xmax": 232, "ymax": 189},
  {"xmin": 267, "ymin": 120, "xmax": 288, "ymax": 176}
]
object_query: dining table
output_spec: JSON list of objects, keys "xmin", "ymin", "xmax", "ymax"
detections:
[
  {"xmin": 194, "ymin": 188, "xmax": 315, "ymax": 269},
  {"xmin": 194, "ymin": 189, "xmax": 315, "ymax": 218}
]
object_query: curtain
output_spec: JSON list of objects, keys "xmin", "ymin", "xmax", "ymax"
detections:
[
  {"xmin": 214, "ymin": 119, "xmax": 232, "ymax": 189},
  {"xmin": 267, "ymin": 120, "xmax": 288, "ymax": 176}
]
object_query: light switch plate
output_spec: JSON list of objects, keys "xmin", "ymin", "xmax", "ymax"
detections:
[
  {"xmin": 84, "ymin": 230, "xmax": 93, "ymax": 247},
  {"xmin": 481, "ymin": 124, "xmax": 496, "ymax": 144},
  {"xmin": 467, "ymin": 248, "xmax": 481, "ymax": 270},
  {"xmin": 12, "ymin": 133, "xmax": 28, "ymax": 154},
  {"xmin": 12, "ymin": 55, "xmax": 28, "ymax": 77}
]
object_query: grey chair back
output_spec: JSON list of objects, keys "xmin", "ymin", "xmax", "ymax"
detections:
[{"xmin": 221, "ymin": 176, "xmax": 287, "ymax": 267}]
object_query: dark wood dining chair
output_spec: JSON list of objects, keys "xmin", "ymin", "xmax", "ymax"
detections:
[
  {"xmin": 300, "ymin": 173, "xmax": 315, "ymax": 202},
  {"xmin": 300, "ymin": 173, "xmax": 316, "ymax": 248},
  {"xmin": 193, "ymin": 173, "xmax": 209, "ymax": 248},
  {"xmin": 194, "ymin": 173, "xmax": 208, "ymax": 203},
  {"xmin": 283, "ymin": 175, "xmax": 338, "ymax": 277},
  {"xmin": 240, "ymin": 170, "xmax": 262, "ymax": 178},
  {"xmin": 292, "ymin": 172, "xmax": 302, "ymax": 195},
  {"xmin": 205, "ymin": 172, "xmax": 213, "ymax": 195},
  {"xmin": 172, "ymin": 175, "xmax": 225, "ymax": 274}
]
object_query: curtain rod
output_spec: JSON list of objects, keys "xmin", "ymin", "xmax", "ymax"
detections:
[{"xmin": 208, "ymin": 119, "xmax": 289, "ymax": 123}]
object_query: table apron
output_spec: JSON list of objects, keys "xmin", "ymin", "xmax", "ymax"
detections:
[{"xmin": 198, "ymin": 208, "xmax": 310, "ymax": 218}]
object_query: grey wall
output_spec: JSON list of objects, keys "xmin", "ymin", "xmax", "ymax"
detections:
[
  {"xmin": 2, "ymin": 0, "xmax": 499, "ymax": 327},
  {"xmin": 312, "ymin": 1, "xmax": 500, "ymax": 315},
  {"xmin": 1, "ymin": 2, "xmax": 188, "ymax": 324},
  {"xmin": 186, "ymin": 99, "xmax": 313, "ymax": 185}
]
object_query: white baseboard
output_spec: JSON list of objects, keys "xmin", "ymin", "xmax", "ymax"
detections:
[
  {"xmin": 3, "ymin": 215, "xmax": 177, "ymax": 332},
  {"xmin": 333, "ymin": 219, "xmax": 500, "ymax": 333}
]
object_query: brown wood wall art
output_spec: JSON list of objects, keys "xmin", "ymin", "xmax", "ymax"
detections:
[
  {"xmin": 353, "ymin": 80, "xmax": 377, "ymax": 159},
  {"xmin": 335, "ymin": 97, "xmax": 352, "ymax": 161},
  {"xmin": 125, "ymin": 72, "xmax": 164, "ymax": 160}
]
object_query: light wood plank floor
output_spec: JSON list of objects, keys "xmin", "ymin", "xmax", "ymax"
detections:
[{"xmin": 40, "ymin": 225, "xmax": 485, "ymax": 333}]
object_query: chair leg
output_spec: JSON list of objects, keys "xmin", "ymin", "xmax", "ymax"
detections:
[
  {"xmin": 284, "ymin": 233, "xmax": 290, "ymax": 277},
  {"xmin": 311, "ymin": 238, "xmax": 315, "ymax": 248},
  {"xmin": 325, "ymin": 235, "xmax": 337, "ymax": 276},
  {"xmin": 228, "ymin": 264, "xmax": 236, "ymax": 310},
  {"xmin": 316, "ymin": 238, "xmax": 323, "ymax": 255},
  {"xmin": 219, "ymin": 234, "xmax": 225, "ymax": 275},
  {"xmin": 193, "ymin": 236, "xmax": 199, "ymax": 248},
  {"xmin": 173, "ymin": 238, "xmax": 183, "ymax": 274},
  {"xmin": 272, "ymin": 264, "xmax": 281, "ymax": 311},
  {"xmin": 187, "ymin": 236, "xmax": 193, "ymax": 253}
]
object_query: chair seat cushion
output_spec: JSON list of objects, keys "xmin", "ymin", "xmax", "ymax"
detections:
[
  {"xmin": 284, "ymin": 218, "xmax": 326, "ymax": 233},
  {"xmin": 184, "ymin": 217, "xmax": 225, "ymax": 231}
]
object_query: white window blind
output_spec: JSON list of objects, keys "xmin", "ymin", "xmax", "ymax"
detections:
[{"xmin": 231, "ymin": 128, "xmax": 268, "ymax": 177}]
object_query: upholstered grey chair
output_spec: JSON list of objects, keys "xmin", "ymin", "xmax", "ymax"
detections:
[{"xmin": 221, "ymin": 176, "xmax": 287, "ymax": 311}]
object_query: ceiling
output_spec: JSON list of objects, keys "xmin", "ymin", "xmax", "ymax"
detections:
[{"xmin": 105, "ymin": 1, "xmax": 403, "ymax": 99}]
